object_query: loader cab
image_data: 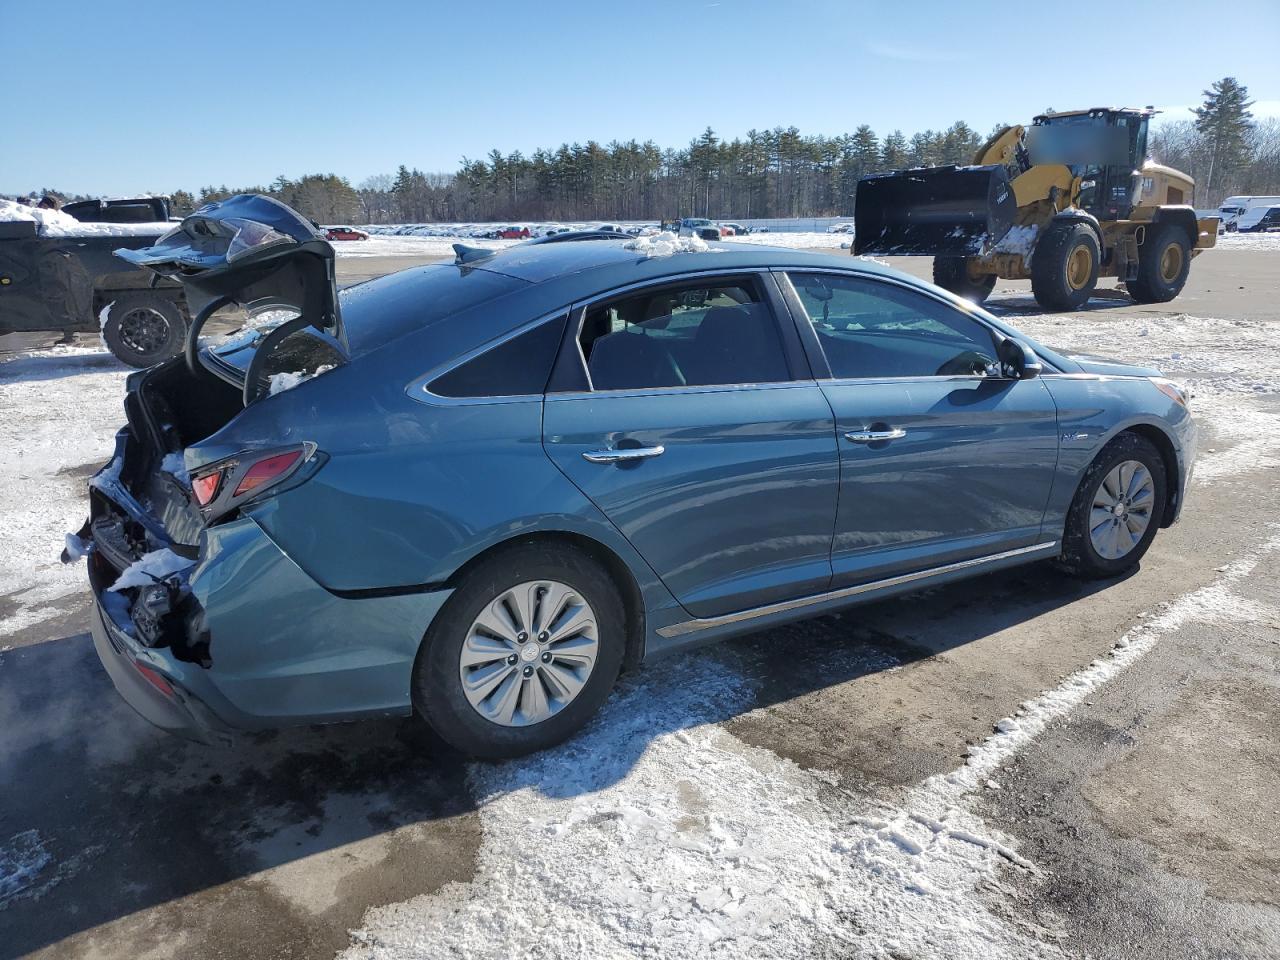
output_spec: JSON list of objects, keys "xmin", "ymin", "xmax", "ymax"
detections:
[{"xmin": 1029, "ymin": 108, "xmax": 1151, "ymax": 221}]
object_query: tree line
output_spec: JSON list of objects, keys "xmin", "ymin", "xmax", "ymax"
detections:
[{"xmin": 17, "ymin": 78, "xmax": 1273, "ymax": 225}]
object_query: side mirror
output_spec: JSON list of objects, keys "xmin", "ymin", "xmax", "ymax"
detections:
[{"xmin": 999, "ymin": 337, "xmax": 1042, "ymax": 380}]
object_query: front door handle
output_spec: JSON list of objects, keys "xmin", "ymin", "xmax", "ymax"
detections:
[
  {"xmin": 582, "ymin": 445, "xmax": 666, "ymax": 464},
  {"xmin": 844, "ymin": 428, "xmax": 907, "ymax": 444}
]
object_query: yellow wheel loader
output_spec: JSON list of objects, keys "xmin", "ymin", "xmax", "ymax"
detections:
[{"xmin": 854, "ymin": 108, "xmax": 1219, "ymax": 311}]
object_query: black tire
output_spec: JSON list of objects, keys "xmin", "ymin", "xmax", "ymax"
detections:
[
  {"xmin": 1031, "ymin": 222, "xmax": 1100, "ymax": 311},
  {"xmin": 1058, "ymin": 433, "xmax": 1168, "ymax": 579},
  {"xmin": 413, "ymin": 541, "xmax": 626, "ymax": 759},
  {"xmin": 102, "ymin": 294, "xmax": 186, "ymax": 368},
  {"xmin": 1127, "ymin": 223, "xmax": 1191, "ymax": 304},
  {"xmin": 932, "ymin": 257, "xmax": 997, "ymax": 304}
]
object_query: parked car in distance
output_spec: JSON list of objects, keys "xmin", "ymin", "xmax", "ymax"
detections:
[
  {"xmin": 593, "ymin": 223, "xmax": 626, "ymax": 234},
  {"xmin": 498, "ymin": 226, "xmax": 532, "ymax": 240},
  {"xmin": 79, "ymin": 195, "xmax": 1195, "ymax": 758},
  {"xmin": 324, "ymin": 225, "xmax": 369, "ymax": 241},
  {"xmin": 827, "ymin": 222, "xmax": 855, "ymax": 234},
  {"xmin": 720, "ymin": 222, "xmax": 749, "ymax": 236},
  {"xmin": 1234, "ymin": 204, "xmax": 1280, "ymax": 233},
  {"xmin": 1217, "ymin": 195, "xmax": 1280, "ymax": 232},
  {"xmin": 677, "ymin": 217, "xmax": 713, "ymax": 237}
]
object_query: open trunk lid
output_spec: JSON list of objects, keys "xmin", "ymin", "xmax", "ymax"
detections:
[{"xmin": 115, "ymin": 193, "xmax": 346, "ymax": 403}]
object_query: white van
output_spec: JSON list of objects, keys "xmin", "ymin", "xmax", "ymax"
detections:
[
  {"xmin": 1218, "ymin": 196, "xmax": 1280, "ymax": 232},
  {"xmin": 1234, "ymin": 204, "xmax": 1280, "ymax": 233}
]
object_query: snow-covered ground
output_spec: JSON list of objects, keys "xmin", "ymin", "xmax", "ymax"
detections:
[
  {"xmin": 0, "ymin": 345, "xmax": 128, "ymax": 638},
  {"xmin": 1214, "ymin": 230, "xmax": 1280, "ymax": 251}
]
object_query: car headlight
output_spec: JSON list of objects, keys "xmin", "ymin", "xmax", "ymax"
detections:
[{"xmin": 1150, "ymin": 377, "xmax": 1190, "ymax": 408}]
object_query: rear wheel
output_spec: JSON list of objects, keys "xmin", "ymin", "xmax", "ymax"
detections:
[
  {"xmin": 1058, "ymin": 433, "xmax": 1167, "ymax": 579},
  {"xmin": 932, "ymin": 257, "xmax": 997, "ymax": 304},
  {"xmin": 1128, "ymin": 223, "xmax": 1191, "ymax": 304},
  {"xmin": 102, "ymin": 294, "xmax": 185, "ymax": 368},
  {"xmin": 413, "ymin": 541, "xmax": 626, "ymax": 758},
  {"xmin": 1031, "ymin": 222, "xmax": 1099, "ymax": 311}
]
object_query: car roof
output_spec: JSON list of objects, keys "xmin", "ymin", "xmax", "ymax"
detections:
[{"xmin": 467, "ymin": 236, "xmax": 894, "ymax": 289}]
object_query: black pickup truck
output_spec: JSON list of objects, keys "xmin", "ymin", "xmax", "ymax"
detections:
[{"xmin": 0, "ymin": 197, "xmax": 189, "ymax": 367}]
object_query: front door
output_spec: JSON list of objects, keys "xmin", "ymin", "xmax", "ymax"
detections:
[
  {"xmin": 543, "ymin": 273, "xmax": 839, "ymax": 618},
  {"xmin": 784, "ymin": 270, "xmax": 1060, "ymax": 587}
]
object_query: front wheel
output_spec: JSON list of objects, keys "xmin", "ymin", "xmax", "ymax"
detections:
[
  {"xmin": 1058, "ymin": 433, "xmax": 1167, "ymax": 579},
  {"xmin": 413, "ymin": 542, "xmax": 626, "ymax": 758},
  {"xmin": 101, "ymin": 294, "xmax": 186, "ymax": 368},
  {"xmin": 1031, "ymin": 222, "xmax": 1100, "ymax": 311}
]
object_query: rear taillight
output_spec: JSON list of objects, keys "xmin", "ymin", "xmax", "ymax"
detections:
[
  {"xmin": 192, "ymin": 471, "xmax": 222, "ymax": 506},
  {"xmin": 234, "ymin": 450, "xmax": 303, "ymax": 497},
  {"xmin": 191, "ymin": 443, "xmax": 316, "ymax": 516}
]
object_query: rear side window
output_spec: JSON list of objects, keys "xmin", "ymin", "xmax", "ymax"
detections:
[
  {"xmin": 338, "ymin": 265, "xmax": 526, "ymax": 356},
  {"xmin": 429, "ymin": 314, "xmax": 568, "ymax": 398},
  {"xmin": 580, "ymin": 278, "xmax": 789, "ymax": 390}
]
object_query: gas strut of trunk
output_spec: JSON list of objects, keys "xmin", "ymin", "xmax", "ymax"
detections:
[{"xmin": 185, "ymin": 295, "xmax": 235, "ymax": 375}]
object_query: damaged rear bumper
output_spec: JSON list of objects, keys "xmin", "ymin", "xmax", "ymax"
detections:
[{"xmin": 85, "ymin": 445, "xmax": 454, "ymax": 740}]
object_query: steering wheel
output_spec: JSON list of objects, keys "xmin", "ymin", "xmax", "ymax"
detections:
[{"xmin": 935, "ymin": 351, "xmax": 993, "ymax": 376}]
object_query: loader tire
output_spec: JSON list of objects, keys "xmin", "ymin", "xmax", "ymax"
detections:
[
  {"xmin": 932, "ymin": 257, "xmax": 996, "ymax": 304},
  {"xmin": 1128, "ymin": 223, "xmax": 1191, "ymax": 304},
  {"xmin": 1031, "ymin": 222, "xmax": 1099, "ymax": 312}
]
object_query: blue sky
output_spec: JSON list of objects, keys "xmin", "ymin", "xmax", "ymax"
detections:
[{"xmin": 4, "ymin": 0, "xmax": 1277, "ymax": 196}]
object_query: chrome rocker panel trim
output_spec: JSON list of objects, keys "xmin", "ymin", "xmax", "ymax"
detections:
[{"xmin": 656, "ymin": 540, "xmax": 1061, "ymax": 638}]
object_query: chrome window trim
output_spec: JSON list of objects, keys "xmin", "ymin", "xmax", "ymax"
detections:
[
  {"xmin": 775, "ymin": 267, "xmax": 1064, "ymax": 379},
  {"xmin": 566, "ymin": 268, "xmax": 802, "ymax": 395},
  {"xmin": 656, "ymin": 540, "xmax": 1061, "ymax": 638},
  {"xmin": 545, "ymin": 380, "xmax": 817, "ymax": 403},
  {"xmin": 405, "ymin": 309, "xmax": 569, "ymax": 407}
]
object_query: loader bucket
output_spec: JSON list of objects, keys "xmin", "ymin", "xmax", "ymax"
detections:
[{"xmin": 853, "ymin": 164, "xmax": 1017, "ymax": 257}]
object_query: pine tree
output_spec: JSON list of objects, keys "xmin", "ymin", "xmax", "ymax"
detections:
[
  {"xmin": 1194, "ymin": 77, "xmax": 1255, "ymax": 200},
  {"xmin": 881, "ymin": 130, "xmax": 909, "ymax": 170}
]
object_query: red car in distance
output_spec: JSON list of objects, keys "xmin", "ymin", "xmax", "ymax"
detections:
[
  {"xmin": 497, "ymin": 226, "xmax": 531, "ymax": 239},
  {"xmin": 325, "ymin": 226, "xmax": 369, "ymax": 241}
]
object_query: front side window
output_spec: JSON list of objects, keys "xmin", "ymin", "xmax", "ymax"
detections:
[
  {"xmin": 788, "ymin": 272, "xmax": 999, "ymax": 379},
  {"xmin": 580, "ymin": 278, "xmax": 789, "ymax": 390}
]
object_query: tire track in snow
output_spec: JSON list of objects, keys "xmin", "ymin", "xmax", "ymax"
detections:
[{"xmin": 342, "ymin": 534, "xmax": 1280, "ymax": 960}]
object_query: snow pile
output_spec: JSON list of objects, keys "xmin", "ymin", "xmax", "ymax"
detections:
[
  {"xmin": 992, "ymin": 224, "xmax": 1038, "ymax": 257},
  {"xmin": 268, "ymin": 363, "xmax": 335, "ymax": 396},
  {"xmin": 108, "ymin": 548, "xmax": 194, "ymax": 592},
  {"xmin": 0, "ymin": 198, "xmax": 169, "ymax": 238},
  {"xmin": 160, "ymin": 451, "xmax": 190, "ymax": 486},
  {"xmin": 623, "ymin": 230, "xmax": 710, "ymax": 258},
  {"xmin": 62, "ymin": 532, "xmax": 90, "ymax": 562},
  {"xmin": 96, "ymin": 300, "xmax": 115, "ymax": 331}
]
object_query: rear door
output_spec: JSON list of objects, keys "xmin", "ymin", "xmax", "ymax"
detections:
[
  {"xmin": 543, "ymin": 271, "xmax": 839, "ymax": 618},
  {"xmin": 782, "ymin": 270, "xmax": 1060, "ymax": 587}
]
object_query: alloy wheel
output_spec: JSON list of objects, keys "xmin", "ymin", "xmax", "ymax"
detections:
[
  {"xmin": 1089, "ymin": 460, "xmax": 1155, "ymax": 560},
  {"xmin": 459, "ymin": 580, "xmax": 599, "ymax": 726}
]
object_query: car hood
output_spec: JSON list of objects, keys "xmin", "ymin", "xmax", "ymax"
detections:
[{"xmin": 1061, "ymin": 353, "xmax": 1163, "ymax": 379}]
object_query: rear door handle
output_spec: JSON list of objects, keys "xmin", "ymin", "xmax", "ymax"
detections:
[
  {"xmin": 582, "ymin": 445, "xmax": 666, "ymax": 464},
  {"xmin": 844, "ymin": 428, "xmax": 907, "ymax": 443}
]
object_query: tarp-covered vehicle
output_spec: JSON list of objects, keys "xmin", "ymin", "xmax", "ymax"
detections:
[{"xmin": 0, "ymin": 198, "xmax": 189, "ymax": 366}]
